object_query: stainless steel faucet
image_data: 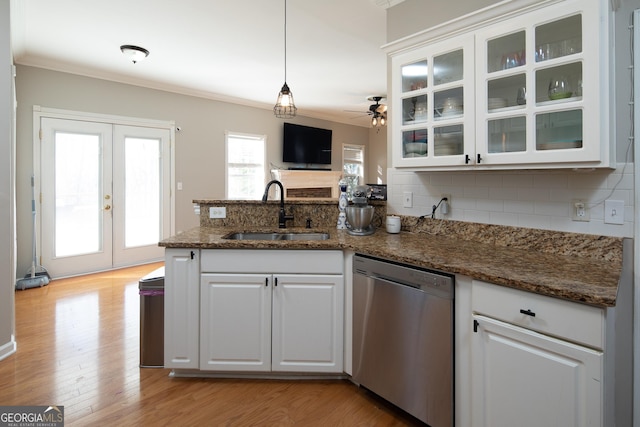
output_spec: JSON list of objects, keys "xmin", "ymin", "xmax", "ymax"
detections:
[{"xmin": 262, "ymin": 180, "xmax": 294, "ymax": 229}]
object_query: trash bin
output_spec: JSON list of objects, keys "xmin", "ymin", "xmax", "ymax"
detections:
[{"xmin": 139, "ymin": 266, "xmax": 165, "ymax": 368}]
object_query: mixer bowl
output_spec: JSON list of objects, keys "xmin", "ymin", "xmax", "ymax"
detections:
[{"xmin": 346, "ymin": 205, "xmax": 374, "ymax": 231}]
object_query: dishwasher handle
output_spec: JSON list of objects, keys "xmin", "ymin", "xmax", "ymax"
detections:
[{"xmin": 355, "ymin": 271, "xmax": 453, "ymax": 300}]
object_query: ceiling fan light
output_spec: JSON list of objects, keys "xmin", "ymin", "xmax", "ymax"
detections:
[
  {"xmin": 380, "ymin": 116, "xmax": 386, "ymax": 126},
  {"xmin": 120, "ymin": 45, "xmax": 149, "ymax": 64},
  {"xmin": 371, "ymin": 116, "xmax": 378, "ymax": 126}
]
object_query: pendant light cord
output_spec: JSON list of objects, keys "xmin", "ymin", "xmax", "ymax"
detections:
[{"xmin": 283, "ymin": 0, "xmax": 287, "ymax": 83}]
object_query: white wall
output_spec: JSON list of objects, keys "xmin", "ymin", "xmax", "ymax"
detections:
[
  {"xmin": 14, "ymin": 66, "xmax": 373, "ymax": 275},
  {"xmin": 0, "ymin": 0, "xmax": 16, "ymax": 360}
]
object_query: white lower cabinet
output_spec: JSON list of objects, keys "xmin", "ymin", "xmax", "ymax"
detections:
[
  {"xmin": 199, "ymin": 250, "xmax": 344, "ymax": 374},
  {"xmin": 200, "ymin": 273, "xmax": 271, "ymax": 371},
  {"xmin": 471, "ymin": 280, "xmax": 604, "ymax": 427},
  {"xmin": 164, "ymin": 248, "xmax": 200, "ymax": 369},
  {"xmin": 200, "ymin": 273, "xmax": 344, "ymax": 373}
]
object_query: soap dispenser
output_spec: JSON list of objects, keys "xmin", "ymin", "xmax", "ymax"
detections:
[{"xmin": 337, "ymin": 178, "xmax": 348, "ymax": 229}]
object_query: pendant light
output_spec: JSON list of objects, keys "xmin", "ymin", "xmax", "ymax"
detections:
[{"xmin": 273, "ymin": 0, "xmax": 297, "ymax": 118}]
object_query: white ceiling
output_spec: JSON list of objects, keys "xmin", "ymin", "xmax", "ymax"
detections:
[{"xmin": 10, "ymin": 0, "xmax": 390, "ymax": 127}]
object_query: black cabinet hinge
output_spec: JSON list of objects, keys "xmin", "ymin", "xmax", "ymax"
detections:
[{"xmin": 473, "ymin": 319, "xmax": 479, "ymax": 333}]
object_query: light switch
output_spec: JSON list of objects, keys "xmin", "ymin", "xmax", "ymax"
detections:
[
  {"xmin": 604, "ymin": 200, "xmax": 624, "ymax": 225},
  {"xmin": 403, "ymin": 191, "xmax": 413, "ymax": 208}
]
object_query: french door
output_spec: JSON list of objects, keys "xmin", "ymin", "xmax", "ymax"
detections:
[{"xmin": 39, "ymin": 117, "xmax": 172, "ymax": 278}]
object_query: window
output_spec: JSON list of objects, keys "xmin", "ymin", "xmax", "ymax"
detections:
[
  {"xmin": 342, "ymin": 144, "xmax": 365, "ymax": 194},
  {"xmin": 226, "ymin": 132, "xmax": 266, "ymax": 199}
]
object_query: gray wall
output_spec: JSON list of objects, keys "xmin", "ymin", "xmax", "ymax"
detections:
[
  {"xmin": 14, "ymin": 65, "xmax": 376, "ymax": 275},
  {"xmin": 0, "ymin": 0, "xmax": 16, "ymax": 360},
  {"xmin": 387, "ymin": 0, "xmax": 502, "ymax": 42}
]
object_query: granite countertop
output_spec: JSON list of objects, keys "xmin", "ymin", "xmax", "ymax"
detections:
[{"xmin": 160, "ymin": 226, "xmax": 622, "ymax": 308}]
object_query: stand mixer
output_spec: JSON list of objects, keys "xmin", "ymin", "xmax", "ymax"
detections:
[{"xmin": 345, "ymin": 185, "xmax": 375, "ymax": 236}]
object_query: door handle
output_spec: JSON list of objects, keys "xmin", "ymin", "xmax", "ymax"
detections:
[{"xmin": 104, "ymin": 204, "xmax": 111, "ymax": 211}]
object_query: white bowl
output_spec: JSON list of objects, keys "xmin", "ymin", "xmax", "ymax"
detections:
[{"xmin": 404, "ymin": 142, "xmax": 427, "ymax": 155}]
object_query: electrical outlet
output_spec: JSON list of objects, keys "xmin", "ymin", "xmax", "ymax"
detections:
[
  {"xmin": 604, "ymin": 200, "xmax": 624, "ymax": 225},
  {"xmin": 440, "ymin": 194, "xmax": 451, "ymax": 215},
  {"xmin": 571, "ymin": 199, "xmax": 589, "ymax": 222},
  {"xmin": 209, "ymin": 206, "xmax": 226, "ymax": 219},
  {"xmin": 403, "ymin": 191, "xmax": 413, "ymax": 208}
]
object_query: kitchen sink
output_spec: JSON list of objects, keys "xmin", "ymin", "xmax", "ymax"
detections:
[{"xmin": 223, "ymin": 231, "xmax": 330, "ymax": 241}]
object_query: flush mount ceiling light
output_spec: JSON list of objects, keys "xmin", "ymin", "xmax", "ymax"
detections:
[
  {"xmin": 120, "ymin": 45, "xmax": 149, "ymax": 64},
  {"xmin": 273, "ymin": 0, "xmax": 297, "ymax": 118}
]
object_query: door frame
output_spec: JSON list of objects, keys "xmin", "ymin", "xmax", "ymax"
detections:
[{"xmin": 33, "ymin": 105, "xmax": 176, "ymax": 276}]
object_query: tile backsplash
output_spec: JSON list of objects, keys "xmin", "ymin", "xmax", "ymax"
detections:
[{"xmin": 387, "ymin": 162, "xmax": 633, "ymax": 238}]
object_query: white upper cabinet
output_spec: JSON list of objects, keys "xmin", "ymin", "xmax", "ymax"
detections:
[
  {"xmin": 389, "ymin": 0, "xmax": 612, "ymax": 170},
  {"xmin": 392, "ymin": 34, "xmax": 475, "ymax": 168}
]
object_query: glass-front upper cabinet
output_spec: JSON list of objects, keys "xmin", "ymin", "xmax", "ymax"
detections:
[
  {"xmin": 392, "ymin": 34, "xmax": 475, "ymax": 167},
  {"xmin": 389, "ymin": 0, "xmax": 611, "ymax": 170},
  {"xmin": 475, "ymin": 0, "xmax": 607, "ymax": 167}
]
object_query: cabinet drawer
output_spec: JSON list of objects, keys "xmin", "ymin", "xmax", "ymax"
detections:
[
  {"xmin": 472, "ymin": 280, "xmax": 604, "ymax": 349},
  {"xmin": 201, "ymin": 249, "xmax": 343, "ymax": 274}
]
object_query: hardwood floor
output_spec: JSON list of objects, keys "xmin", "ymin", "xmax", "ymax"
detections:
[{"xmin": 1, "ymin": 264, "xmax": 423, "ymax": 426}]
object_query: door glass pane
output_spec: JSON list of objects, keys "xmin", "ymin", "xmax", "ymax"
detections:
[
  {"xmin": 434, "ymin": 87, "xmax": 463, "ymax": 119},
  {"xmin": 488, "ymin": 74, "xmax": 526, "ymax": 109},
  {"xmin": 536, "ymin": 110, "xmax": 583, "ymax": 150},
  {"xmin": 487, "ymin": 31, "xmax": 525, "ymax": 73},
  {"xmin": 402, "ymin": 129, "xmax": 427, "ymax": 158},
  {"xmin": 434, "ymin": 125, "xmax": 463, "ymax": 156},
  {"xmin": 402, "ymin": 95, "xmax": 427, "ymax": 124},
  {"xmin": 54, "ymin": 132, "xmax": 101, "ymax": 257},
  {"xmin": 434, "ymin": 49, "xmax": 463, "ymax": 85},
  {"xmin": 535, "ymin": 14, "xmax": 582, "ymax": 62},
  {"xmin": 125, "ymin": 137, "xmax": 160, "ymax": 248},
  {"xmin": 488, "ymin": 117, "xmax": 526, "ymax": 153},
  {"xmin": 402, "ymin": 60, "xmax": 428, "ymax": 92},
  {"xmin": 536, "ymin": 63, "xmax": 582, "ymax": 103}
]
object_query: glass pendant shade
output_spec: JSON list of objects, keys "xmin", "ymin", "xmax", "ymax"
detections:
[{"xmin": 274, "ymin": 82, "xmax": 297, "ymax": 118}]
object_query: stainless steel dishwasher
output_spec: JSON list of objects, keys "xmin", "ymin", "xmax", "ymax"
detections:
[{"xmin": 352, "ymin": 254, "xmax": 454, "ymax": 427}]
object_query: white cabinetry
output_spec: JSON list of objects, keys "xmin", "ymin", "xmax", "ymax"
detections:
[
  {"xmin": 164, "ymin": 248, "xmax": 200, "ymax": 369},
  {"xmin": 389, "ymin": 0, "xmax": 612, "ymax": 170},
  {"xmin": 200, "ymin": 273, "xmax": 271, "ymax": 371},
  {"xmin": 471, "ymin": 280, "xmax": 604, "ymax": 427},
  {"xmin": 391, "ymin": 34, "xmax": 475, "ymax": 168},
  {"xmin": 199, "ymin": 250, "xmax": 344, "ymax": 373}
]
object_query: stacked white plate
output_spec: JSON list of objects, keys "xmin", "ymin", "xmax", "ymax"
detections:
[{"xmin": 488, "ymin": 98, "xmax": 508, "ymax": 110}]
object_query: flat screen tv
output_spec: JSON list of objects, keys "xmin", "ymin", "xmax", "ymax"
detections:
[{"xmin": 282, "ymin": 123, "xmax": 332, "ymax": 165}]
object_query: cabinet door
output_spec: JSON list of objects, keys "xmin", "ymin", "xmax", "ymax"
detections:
[
  {"xmin": 475, "ymin": 1, "xmax": 606, "ymax": 167},
  {"xmin": 200, "ymin": 274, "xmax": 271, "ymax": 371},
  {"xmin": 391, "ymin": 33, "xmax": 475, "ymax": 168},
  {"xmin": 164, "ymin": 248, "xmax": 200, "ymax": 369},
  {"xmin": 272, "ymin": 274, "xmax": 344, "ymax": 373},
  {"xmin": 471, "ymin": 315, "xmax": 603, "ymax": 427}
]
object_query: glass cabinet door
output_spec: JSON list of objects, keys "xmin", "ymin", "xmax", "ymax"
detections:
[
  {"xmin": 475, "ymin": 3, "xmax": 600, "ymax": 166},
  {"xmin": 393, "ymin": 34, "xmax": 473, "ymax": 167}
]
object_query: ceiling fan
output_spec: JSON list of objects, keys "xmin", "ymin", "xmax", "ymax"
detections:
[{"xmin": 348, "ymin": 96, "xmax": 387, "ymax": 126}]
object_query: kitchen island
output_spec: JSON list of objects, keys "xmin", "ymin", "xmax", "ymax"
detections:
[{"xmin": 160, "ymin": 199, "xmax": 631, "ymax": 427}]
